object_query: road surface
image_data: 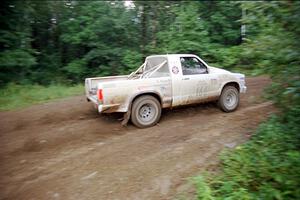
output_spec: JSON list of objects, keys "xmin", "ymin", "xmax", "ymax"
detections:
[{"xmin": 0, "ymin": 76, "xmax": 274, "ymax": 200}]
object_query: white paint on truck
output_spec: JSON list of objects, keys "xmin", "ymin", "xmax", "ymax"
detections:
[{"xmin": 85, "ymin": 54, "xmax": 246, "ymax": 127}]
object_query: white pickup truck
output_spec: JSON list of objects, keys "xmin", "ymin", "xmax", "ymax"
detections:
[{"xmin": 85, "ymin": 54, "xmax": 246, "ymax": 128}]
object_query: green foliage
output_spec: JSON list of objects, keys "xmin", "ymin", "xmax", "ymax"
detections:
[
  {"xmin": 1, "ymin": 1, "xmax": 246, "ymax": 86},
  {"xmin": 0, "ymin": 1, "xmax": 36, "ymax": 85},
  {"xmin": 156, "ymin": 3, "xmax": 209, "ymax": 57},
  {"xmin": 0, "ymin": 83, "xmax": 83, "ymax": 111},
  {"xmin": 63, "ymin": 59, "xmax": 87, "ymax": 82},
  {"xmin": 120, "ymin": 50, "xmax": 143, "ymax": 74},
  {"xmin": 238, "ymin": 1, "xmax": 300, "ymax": 111},
  {"xmin": 193, "ymin": 111, "xmax": 300, "ymax": 200},
  {"xmin": 192, "ymin": 2, "xmax": 300, "ymax": 199},
  {"xmin": 207, "ymin": 45, "xmax": 242, "ymax": 69},
  {"xmin": 193, "ymin": 176, "xmax": 214, "ymax": 200},
  {"xmin": 198, "ymin": 1, "xmax": 242, "ymax": 46},
  {"xmin": 0, "ymin": 49, "xmax": 36, "ymax": 71},
  {"xmin": 60, "ymin": 1, "xmax": 140, "ymax": 79}
]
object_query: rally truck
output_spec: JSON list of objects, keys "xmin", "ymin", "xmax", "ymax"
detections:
[{"xmin": 85, "ymin": 54, "xmax": 247, "ymax": 128}]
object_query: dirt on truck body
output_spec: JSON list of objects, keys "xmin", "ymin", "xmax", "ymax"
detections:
[
  {"xmin": 0, "ymin": 76, "xmax": 274, "ymax": 200},
  {"xmin": 85, "ymin": 54, "xmax": 247, "ymax": 128}
]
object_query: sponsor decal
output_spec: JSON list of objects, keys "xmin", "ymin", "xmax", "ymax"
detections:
[{"xmin": 172, "ymin": 66, "xmax": 179, "ymax": 74}]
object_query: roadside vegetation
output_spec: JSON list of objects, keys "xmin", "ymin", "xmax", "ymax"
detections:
[
  {"xmin": 1, "ymin": 1, "xmax": 262, "ymax": 88},
  {"xmin": 193, "ymin": 111, "xmax": 300, "ymax": 200},
  {"xmin": 0, "ymin": 84, "xmax": 83, "ymax": 111},
  {"xmin": 192, "ymin": 2, "xmax": 300, "ymax": 200},
  {"xmin": 1, "ymin": 1, "xmax": 299, "ymax": 198}
]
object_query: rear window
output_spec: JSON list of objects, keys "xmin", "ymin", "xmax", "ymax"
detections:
[{"xmin": 145, "ymin": 57, "xmax": 170, "ymax": 78}]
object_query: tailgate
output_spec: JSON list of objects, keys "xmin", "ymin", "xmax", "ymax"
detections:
[{"xmin": 85, "ymin": 75, "xmax": 128, "ymax": 103}]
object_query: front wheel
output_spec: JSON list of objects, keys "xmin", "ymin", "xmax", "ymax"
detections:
[
  {"xmin": 131, "ymin": 95, "xmax": 161, "ymax": 128},
  {"xmin": 218, "ymin": 86, "xmax": 240, "ymax": 112}
]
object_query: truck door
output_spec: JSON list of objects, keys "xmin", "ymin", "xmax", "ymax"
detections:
[{"xmin": 171, "ymin": 56, "xmax": 219, "ymax": 107}]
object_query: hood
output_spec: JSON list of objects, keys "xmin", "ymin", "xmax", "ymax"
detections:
[
  {"xmin": 208, "ymin": 66, "xmax": 231, "ymax": 74},
  {"xmin": 232, "ymin": 72, "xmax": 245, "ymax": 79}
]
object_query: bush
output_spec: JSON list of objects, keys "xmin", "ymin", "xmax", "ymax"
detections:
[{"xmin": 193, "ymin": 108, "xmax": 300, "ymax": 200}]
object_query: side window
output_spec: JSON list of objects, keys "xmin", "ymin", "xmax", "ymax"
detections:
[{"xmin": 180, "ymin": 57, "xmax": 207, "ymax": 75}]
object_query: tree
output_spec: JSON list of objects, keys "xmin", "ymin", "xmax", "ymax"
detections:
[
  {"xmin": 240, "ymin": 1, "xmax": 300, "ymax": 110},
  {"xmin": 60, "ymin": 1, "xmax": 140, "ymax": 82},
  {"xmin": 198, "ymin": 1, "xmax": 242, "ymax": 45},
  {"xmin": 0, "ymin": 0, "xmax": 36, "ymax": 85},
  {"xmin": 156, "ymin": 3, "xmax": 210, "ymax": 57}
]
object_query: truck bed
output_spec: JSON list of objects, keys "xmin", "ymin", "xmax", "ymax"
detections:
[{"xmin": 85, "ymin": 75, "xmax": 128, "ymax": 104}]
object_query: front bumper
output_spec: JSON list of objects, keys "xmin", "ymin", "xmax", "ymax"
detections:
[{"xmin": 240, "ymin": 86, "xmax": 247, "ymax": 93}]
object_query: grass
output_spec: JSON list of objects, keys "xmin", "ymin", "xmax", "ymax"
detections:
[
  {"xmin": 192, "ymin": 107, "xmax": 300, "ymax": 200},
  {"xmin": 0, "ymin": 83, "xmax": 84, "ymax": 111}
]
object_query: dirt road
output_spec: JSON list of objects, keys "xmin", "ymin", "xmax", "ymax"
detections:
[{"xmin": 0, "ymin": 76, "xmax": 274, "ymax": 200}]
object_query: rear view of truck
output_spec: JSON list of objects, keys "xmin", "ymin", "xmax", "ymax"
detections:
[{"xmin": 85, "ymin": 75, "xmax": 128, "ymax": 106}]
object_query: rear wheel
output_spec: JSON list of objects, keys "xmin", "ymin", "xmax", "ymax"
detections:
[
  {"xmin": 218, "ymin": 85, "xmax": 239, "ymax": 112},
  {"xmin": 131, "ymin": 95, "xmax": 161, "ymax": 128}
]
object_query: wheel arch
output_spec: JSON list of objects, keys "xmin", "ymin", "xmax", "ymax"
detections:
[
  {"xmin": 221, "ymin": 82, "xmax": 240, "ymax": 93},
  {"xmin": 126, "ymin": 91, "xmax": 163, "ymax": 112},
  {"xmin": 132, "ymin": 92, "xmax": 162, "ymax": 106}
]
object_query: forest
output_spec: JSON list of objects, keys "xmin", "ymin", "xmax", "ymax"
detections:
[
  {"xmin": 1, "ymin": 1, "xmax": 300, "ymax": 199},
  {"xmin": 1, "ymin": 0, "xmax": 287, "ymax": 85}
]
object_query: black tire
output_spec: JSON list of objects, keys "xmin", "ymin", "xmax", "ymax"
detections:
[
  {"xmin": 131, "ymin": 95, "xmax": 161, "ymax": 128},
  {"xmin": 218, "ymin": 85, "xmax": 240, "ymax": 112}
]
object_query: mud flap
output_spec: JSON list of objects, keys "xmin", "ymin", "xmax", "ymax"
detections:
[{"xmin": 121, "ymin": 105, "xmax": 131, "ymax": 126}]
